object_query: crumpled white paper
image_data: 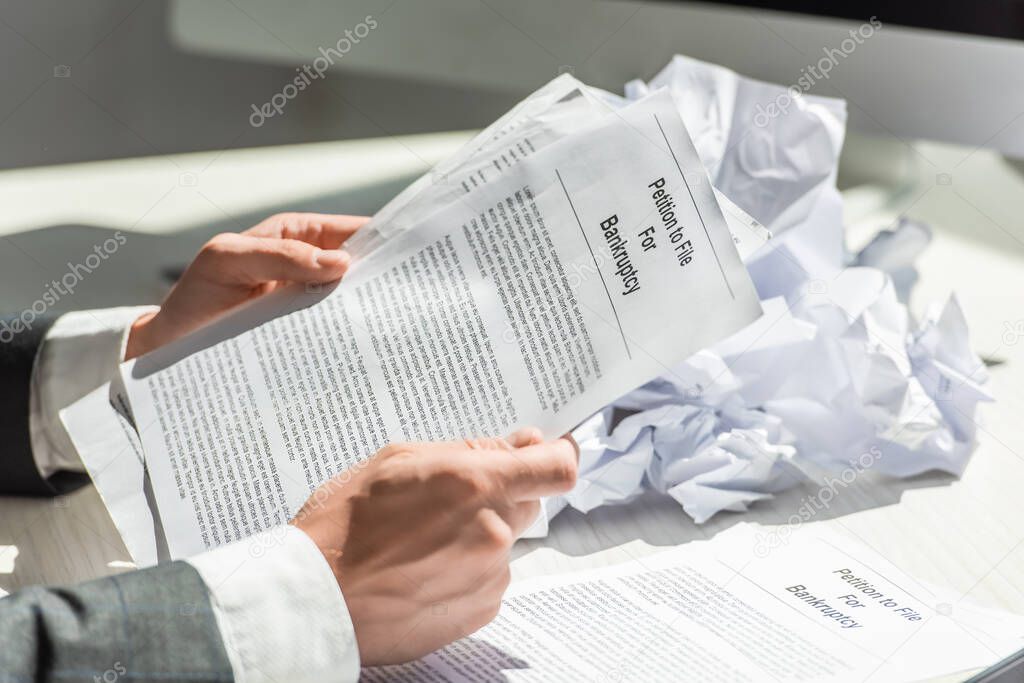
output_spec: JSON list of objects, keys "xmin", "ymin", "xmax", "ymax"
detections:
[{"xmin": 549, "ymin": 55, "xmax": 990, "ymax": 526}]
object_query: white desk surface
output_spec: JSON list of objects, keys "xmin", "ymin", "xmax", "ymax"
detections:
[{"xmin": 1, "ymin": 133, "xmax": 1022, "ymax": 681}]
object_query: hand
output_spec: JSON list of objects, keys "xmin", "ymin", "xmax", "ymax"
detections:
[
  {"xmin": 290, "ymin": 428, "xmax": 578, "ymax": 666},
  {"xmin": 125, "ymin": 212, "xmax": 368, "ymax": 358}
]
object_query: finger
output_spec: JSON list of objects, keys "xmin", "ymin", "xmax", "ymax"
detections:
[
  {"xmin": 245, "ymin": 213, "xmax": 369, "ymax": 249},
  {"xmin": 560, "ymin": 432, "xmax": 580, "ymax": 460},
  {"xmin": 465, "ymin": 508, "xmax": 514, "ymax": 553},
  {"xmin": 414, "ymin": 538, "xmax": 509, "ymax": 603},
  {"xmin": 458, "ymin": 427, "xmax": 543, "ymax": 452},
  {"xmin": 462, "ymin": 436, "xmax": 513, "ymax": 451},
  {"xmin": 387, "ymin": 429, "xmax": 536, "ymax": 457},
  {"xmin": 487, "ymin": 438, "xmax": 578, "ymax": 501},
  {"xmin": 498, "ymin": 499, "xmax": 541, "ymax": 538},
  {"xmin": 202, "ymin": 233, "xmax": 350, "ymax": 286},
  {"xmin": 409, "ymin": 563, "xmax": 509, "ymax": 657},
  {"xmin": 505, "ymin": 426, "xmax": 543, "ymax": 449}
]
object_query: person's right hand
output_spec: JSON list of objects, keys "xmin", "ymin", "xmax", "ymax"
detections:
[{"xmin": 290, "ymin": 428, "xmax": 578, "ymax": 666}]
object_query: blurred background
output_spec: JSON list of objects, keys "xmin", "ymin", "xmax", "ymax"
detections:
[
  {"xmin": 2, "ymin": 0, "xmax": 1023, "ymax": 331},
  {"xmin": 0, "ymin": 0, "xmax": 521, "ymax": 169},
  {"xmin": 6, "ymin": 0, "xmax": 1024, "ymax": 169}
]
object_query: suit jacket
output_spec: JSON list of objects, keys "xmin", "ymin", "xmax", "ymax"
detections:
[{"xmin": 0, "ymin": 314, "xmax": 234, "ymax": 683}]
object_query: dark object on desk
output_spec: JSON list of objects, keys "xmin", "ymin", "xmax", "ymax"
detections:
[
  {"xmin": 162, "ymin": 264, "xmax": 186, "ymax": 284},
  {"xmin": 0, "ymin": 313, "xmax": 87, "ymax": 496},
  {"xmin": 680, "ymin": 0, "xmax": 1024, "ymax": 41},
  {"xmin": 965, "ymin": 646, "xmax": 1024, "ymax": 682}
]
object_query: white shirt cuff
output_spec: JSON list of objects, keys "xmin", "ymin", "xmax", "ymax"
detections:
[
  {"xmin": 187, "ymin": 524, "xmax": 360, "ymax": 683},
  {"xmin": 29, "ymin": 306, "xmax": 157, "ymax": 477}
]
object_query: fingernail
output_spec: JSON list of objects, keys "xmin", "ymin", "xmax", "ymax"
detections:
[
  {"xmin": 506, "ymin": 426, "xmax": 541, "ymax": 447},
  {"xmin": 505, "ymin": 428, "xmax": 527, "ymax": 442},
  {"xmin": 317, "ymin": 249, "xmax": 350, "ymax": 268}
]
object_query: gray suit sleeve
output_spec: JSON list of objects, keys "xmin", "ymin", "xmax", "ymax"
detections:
[{"xmin": 0, "ymin": 560, "xmax": 234, "ymax": 683}]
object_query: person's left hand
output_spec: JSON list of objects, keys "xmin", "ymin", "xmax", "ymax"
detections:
[{"xmin": 126, "ymin": 212, "xmax": 368, "ymax": 359}]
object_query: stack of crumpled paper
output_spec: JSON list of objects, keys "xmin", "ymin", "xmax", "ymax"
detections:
[{"xmin": 547, "ymin": 55, "xmax": 989, "ymax": 526}]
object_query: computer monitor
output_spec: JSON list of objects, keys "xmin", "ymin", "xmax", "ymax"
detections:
[{"xmin": 170, "ymin": 0, "xmax": 1024, "ymax": 157}]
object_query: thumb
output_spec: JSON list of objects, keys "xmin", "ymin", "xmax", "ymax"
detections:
[{"xmin": 490, "ymin": 437, "xmax": 579, "ymax": 501}]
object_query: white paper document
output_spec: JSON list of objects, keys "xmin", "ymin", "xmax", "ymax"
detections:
[
  {"xmin": 363, "ymin": 525, "xmax": 1024, "ymax": 682},
  {"xmin": 119, "ymin": 89, "xmax": 762, "ymax": 558},
  {"xmin": 345, "ymin": 74, "xmax": 772, "ymax": 267},
  {"xmin": 59, "ymin": 380, "xmax": 166, "ymax": 567}
]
